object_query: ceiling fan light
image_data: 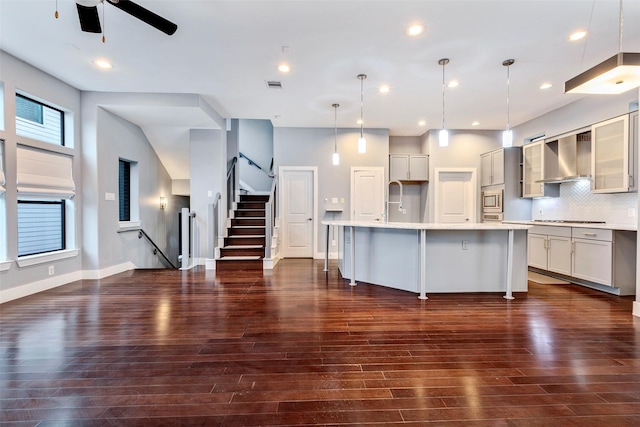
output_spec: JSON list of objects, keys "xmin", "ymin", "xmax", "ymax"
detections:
[{"xmin": 564, "ymin": 53, "xmax": 640, "ymax": 94}]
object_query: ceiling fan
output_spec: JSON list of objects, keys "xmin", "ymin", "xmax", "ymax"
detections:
[{"xmin": 75, "ymin": 0, "xmax": 177, "ymax": 36}]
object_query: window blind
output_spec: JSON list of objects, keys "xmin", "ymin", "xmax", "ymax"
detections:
[{"xmin": 16, "ymin": 146, "xmax": 75, "ymax": 199}]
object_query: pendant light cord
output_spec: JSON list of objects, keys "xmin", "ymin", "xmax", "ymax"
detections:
[
  {"xmin": 441, "ymin": 61, "xmax": 446, "ymax": 129},
  {"xmin": 506, "ymin": 64, "xmax": 510, "ymax": 131},
  {"xmin": 619, "ymin": 0, "xmax": 623, "ymax": 53},
  {"xmin": 333, "ymin": 104, "xmax": 338, "ymax": 152},
  {"xmin": 359, "ymin": 76, "xmax": 364, "ymax": 138}
]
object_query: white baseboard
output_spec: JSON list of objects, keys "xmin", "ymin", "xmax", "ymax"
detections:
[
  {"xmin": 82, "ymin": 262, "xmax": 137, "ymax": 280},
  {"xmin": 315, "ymin": 252, "xmax": 339, "ymax": 260},
  {"xmin": 634, "ymin": 301, "xmax": 640, "ymax": 318},
  {"xmin": 1, "ymin": 262, "xmax": 138, "ymax": 304},
  {"xmin": 263, "ymin": 254, "xmax": 281, "ymax": 270}
]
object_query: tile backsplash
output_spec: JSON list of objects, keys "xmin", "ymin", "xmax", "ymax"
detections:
[{"xmin": 532, "ymin": 180, "xmax": 638, "ymax": 225}]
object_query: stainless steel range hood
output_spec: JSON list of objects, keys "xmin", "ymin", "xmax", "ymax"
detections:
[{"xmin": 536, "ymin": 130, "xmax": 591, "ymax": 183}]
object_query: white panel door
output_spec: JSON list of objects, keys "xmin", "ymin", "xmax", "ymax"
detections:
[
  {"xmin": 351, "ymin": 167, "xmax": 384, "ymax": 222},
  {"xmin": 283, "ymin": 170, "xmax": 313, "ymax": 258},
  {"xmin": 434, "ymin": 169, "xmax": 476, "ymax": 223}
]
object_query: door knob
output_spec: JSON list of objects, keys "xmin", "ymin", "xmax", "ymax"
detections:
[{"xmin": 307, "ymin": 218, "xmax": 312, "ymax": 221}]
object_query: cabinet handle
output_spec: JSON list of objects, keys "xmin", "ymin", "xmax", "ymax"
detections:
[
  {"xmin": 583, "ymin": 233, "xmax": 597, "ymax": 237},
  {"xmin": 571, "ymin": 241, "xmax": 575, "ymax": 253},
  {"xmin": 407, "ymin": 171, "xmax": 410, "ymax": 179}
]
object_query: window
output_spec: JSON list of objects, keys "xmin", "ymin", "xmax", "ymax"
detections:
[
  {"xmin": 119, "ymin": 159, "xmax": 131, "ymax": 221},
  {"xmin": 16, "ymin": 146, "xmax": 75, "ymax": 257},
  {"xmin": 17, "ymin": 201, "xmax": 65, "ymax": 256},
  {"xmin": 15, "ymin": 94, "xmax": 64, "ymax": 146}
]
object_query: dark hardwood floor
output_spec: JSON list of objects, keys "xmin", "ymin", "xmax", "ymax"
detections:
[{"xmin": 1, "ymin": 259, "xmax": 639, "ymax": 426}]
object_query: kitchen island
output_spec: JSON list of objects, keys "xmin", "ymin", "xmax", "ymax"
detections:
[{"xmin": 323, "ymin": 221, "xmax": 531, "ymax": 299}]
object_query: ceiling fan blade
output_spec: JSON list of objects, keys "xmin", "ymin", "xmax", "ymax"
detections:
[
  {"xmin": 109, "ymin": 0, "xmax": 177, "ymax": 35},
  {"xmin": 76, "ymin": 3, "xmax": 102, "ymax": 33}
]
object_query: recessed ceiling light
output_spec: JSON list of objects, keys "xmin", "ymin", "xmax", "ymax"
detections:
[
  {"xmin": 407, "ymin": 24, "xmax": 424, "ymax": 36},
  {"xmin": 569, "ymin": 31, "xmax": 587, "ymax": 41},
  {"xmin": 472, "ymin": 121, "xmax": 480, "ymax": 126},
  {"xmin": 418, "ymin": 120, "xmax": 426, "ymax": 126},
  {"xmin": 447, "ymin": 80, "xmax": 459, "ymax": 88},
  {"xmin": 540, "ymin": 82, "xmax": 553, "ymax": 90},
  {"xmin": 93, "ymin": 59, "xmax": 112, "ymax": 69},
  {"xmin": 277, "ymin": 63, "xmax": 290, "ymax": 73},
  {"xmin": 379, "ymin": 84, "xmax": 390, "ymax": 93}
]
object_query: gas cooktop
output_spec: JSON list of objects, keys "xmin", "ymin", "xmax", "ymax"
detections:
[{"xmin": 533, "ymin": 220, "xmax": 606, "ymax": 224}]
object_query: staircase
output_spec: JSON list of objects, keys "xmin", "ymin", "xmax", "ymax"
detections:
[{"xmin": 216, "ymin": 194, "xmax": 268, "ymax": 271}]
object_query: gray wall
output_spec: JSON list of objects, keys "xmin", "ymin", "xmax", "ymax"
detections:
[
  {"xmin": 423, "ymin": 129, "xmax": 503, "ymax": 222},
  {"xmin": 190, "ymin": 128, "xmax": 226, "ymax": 261},
  {"xmin": 274, "ymin": 127, "xmax": 389, "ymax": 255},
  {"xmin": 0, "ymin": 51, "xmax": 83, "ymax": 293},
  {"xmin": 238, "ymin": 119, "xmax": 274, "ymax": 192},
  {"xmin": 82, "ymin": 98, "xmax": 182, "ymax": 270},
  {"xmin": 514, "ymin": 91, "xmax": 639, "ymax": 144}
]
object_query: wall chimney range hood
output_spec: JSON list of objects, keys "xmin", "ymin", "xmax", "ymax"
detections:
[{"xmin": 536, "ymin": 130, "xmax": 591, "ymax": 184}]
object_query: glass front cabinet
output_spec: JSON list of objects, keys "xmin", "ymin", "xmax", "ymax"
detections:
[{"xmin": 591, "ymin": 113, "xmax": 636, "ymax": 193}]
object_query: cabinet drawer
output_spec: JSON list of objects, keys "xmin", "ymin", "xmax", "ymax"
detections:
[
  {"xmin": 571, "ymin": 228, "xmax": 612, "ymax": 241},
  {"xmin": 529, "ymin": 225, "xmax": 571, "ymax": 237}
]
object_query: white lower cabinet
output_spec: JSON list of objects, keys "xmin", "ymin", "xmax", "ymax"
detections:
[
  {"xmin": 527, "ymin": 226, "xmax": 571, "ymax": 274},
  {"xmin": 547, "ymin": 235, "xmax": 572, "ymax": 276},
  {"xmin": 571, "ymin": 228, "xmax": 613, "ymax": 286},
  {"xmin": 528, "ymin": 225, "xmax": 636, "ymax": 294}
]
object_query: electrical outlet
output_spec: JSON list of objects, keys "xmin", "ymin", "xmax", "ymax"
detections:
[
  {"xmin": 402, "ymin": 209, "xmax": 407, "ymax": 214},
  {"xmin": 539, "ymin": 209, "xmax": 544, "ymax": 215},
  {"xmin": 48, "ymin": 266, "xmax": 54, "ymax": 275},
  {"xmin": 331, "ymin": 239, "xmax": 336, "ymax": 247},
  {"xmin": 461, "ymin": 240, "xmax": 469, "ymax": 250}
]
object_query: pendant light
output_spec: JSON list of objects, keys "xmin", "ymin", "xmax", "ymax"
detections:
[
  {"xmin": 357, "ymin": 74, "xmax": 367, "ymax": 153},
  {"xmin": 565, "ymin": 0, "xmax": 640, "ymax": 94},
  {"xmin": 438, "ymin": 58, "xmax": 449, "ymax": 147},
  {"xmin": 332, "ymin": 103, "xmax": 340, "ymax": 165},
  {"xmin": 502, "ymin": 59, "xmax": 515, "ymax": 148}
]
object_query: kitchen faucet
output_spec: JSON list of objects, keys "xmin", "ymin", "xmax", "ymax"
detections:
[{"xmin": 385, "ymin": 180, "xmax": 403, "ymax": 222}]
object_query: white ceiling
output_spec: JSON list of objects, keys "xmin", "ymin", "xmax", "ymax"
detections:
[{"xmin": 1, "ymin": 0, "xmax": 639, "ymax": 177}]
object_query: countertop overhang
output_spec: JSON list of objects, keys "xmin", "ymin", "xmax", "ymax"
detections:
[
  {"xmin": 504, "ymin": 220, "xmax": 637, "ymax": 232},
  {"xmin": 322, "ymin": 220, "xmax": 532, "ymax": 231}
]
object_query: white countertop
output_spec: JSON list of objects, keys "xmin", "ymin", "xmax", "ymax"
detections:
[
  {"xmin": 322, "ymin": 220, "xmax": 531, "ymax": 231},
  {"xmin": 504, "ymin": 220, "xmax": 637, "ymax": 232}
]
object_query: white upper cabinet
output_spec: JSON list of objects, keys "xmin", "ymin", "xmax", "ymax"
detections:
[
  {"xmin": 591, "ymin": 114, "xmax": 633, "ymax": 193},
  {"xmin": 480, "ymin": 149, "xmax": 504, "ymax": 187},
  {"xmin": 389, "ymin": 154, "xmax": 428, "ymax": 181},
  {"xmin": 522, "ymin": 140, "xmax": 560, "ymax": 198}
]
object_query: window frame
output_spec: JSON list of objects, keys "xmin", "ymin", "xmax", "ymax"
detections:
[
  {"xmin": 17, "ymin": 199, "xmax": 66, "ymax": 257},
  {"xmin": 15, "ymin": 93, "xmax": 65, "ymax": 147}
]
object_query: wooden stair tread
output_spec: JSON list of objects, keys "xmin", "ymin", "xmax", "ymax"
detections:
[
  {"xmin": 217, "ymin": 256, "xmax": 262, "ymax": 260},
  {"xmin": 223, "ymin": 245, "xmax": 264, "ymax": 249}
]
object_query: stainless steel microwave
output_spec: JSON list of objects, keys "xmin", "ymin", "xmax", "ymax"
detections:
[{"xmin": 481, "ymin": 189, "xmax": 503, "ymax": 213}]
